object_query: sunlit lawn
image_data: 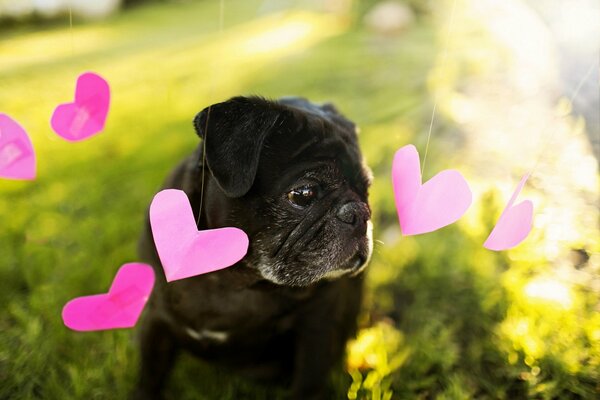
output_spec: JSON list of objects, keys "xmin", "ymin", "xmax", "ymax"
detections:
[{"xmin": 1, "ymin": 0, "xmax": 598, "ymax": 399}]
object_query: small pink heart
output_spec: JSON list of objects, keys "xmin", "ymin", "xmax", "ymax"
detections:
[
  {"xmin": 150, "ymin": 189, "xmax": 249, "ymax": 282},
  {"xmin": 51, "ymin": 72, "xmax": 110, "ymax": 142},
  {"xmin": 62, "ymin": 263, "xmax": 155, "ymax": 331},
  {"xmin": 392, "ymin": 144, "xmax": 472, "ymax": 235},
  {"xmin": 484, "ymin": 174, "xmax": 533, "ymax": 251},
  {"xmin": 0, "ymin": 114, "xmax": 36, "ymax": 180}
]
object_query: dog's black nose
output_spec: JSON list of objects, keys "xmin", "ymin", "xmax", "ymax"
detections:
[{"xmin": 336, "ymin": 202, "xmax": 370, "ymax": 228}]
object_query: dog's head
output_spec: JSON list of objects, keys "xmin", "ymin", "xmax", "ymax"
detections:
[{"xmin": 194, "ymin": 96, "xmax": 372, "ymax": 287}]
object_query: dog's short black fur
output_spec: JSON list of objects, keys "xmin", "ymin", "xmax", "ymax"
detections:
[{"xmin": 135, "ymin": 96, "xmax": 373, "ymax": 399}]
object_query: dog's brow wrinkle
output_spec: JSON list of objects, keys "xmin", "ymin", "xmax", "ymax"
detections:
[{"xmin": 289, "ymin": 136, "xmax": 319, "ymax": 160}]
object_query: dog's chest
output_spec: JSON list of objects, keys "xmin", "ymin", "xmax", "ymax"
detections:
[{"xmin": 165, "ymin": 278, "xmax": 310, "ymax": 346}]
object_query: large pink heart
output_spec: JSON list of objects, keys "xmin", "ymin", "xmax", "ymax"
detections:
[
  {"xmin": 0, "ymin": 114, "xmax": 36, "ymax": 180},
  {"xmin": 484, "ymin": 174, "xmax": 533, "ymax": 251},
  {"xmin": 50, "ymin": 72, "xmax": 110, "ymax": 142},
  {"xmin": 392, "ymin": 144, "xmax": 472, "ymax": 235},
  {"xmin": 62, "ymin": 263, "xmax": 155, "ymax": 331},
  {"xmin": 149, "ymin": 189, "xmax": 249, "ymax": 282}
]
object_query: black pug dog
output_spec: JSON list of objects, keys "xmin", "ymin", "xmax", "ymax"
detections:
[{"xmin": 134, "ymin": 96, "xmax": 373, "ymax": 400}]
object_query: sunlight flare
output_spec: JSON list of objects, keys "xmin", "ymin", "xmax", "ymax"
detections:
[{"xmin": 524, "ymin": 277, "xmax": 573, "ymax": 309}]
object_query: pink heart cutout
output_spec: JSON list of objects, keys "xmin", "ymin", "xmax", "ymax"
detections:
[
  {"xmin": 62, "ymin": 263, "xmax": 155, "ymax": 331},
  {"xmin": 149, "ymin": 189, "xmax": 249, "ymax": 282},
  {"xmin": 484, "ymin": 174, "xmax": 533, "ymax": 251},
  {"xmin": 0, "ymin": 114, "xmax": 36, "ymax": 180},
  {"xmin": 51, "ymin": 72, "xmax": 110, "ymax": 142},
  {"xmin": 392, "ymin": 144, "xmax": 472, "ymax": 235}
]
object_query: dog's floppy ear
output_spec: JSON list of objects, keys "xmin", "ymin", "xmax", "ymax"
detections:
[{"xmin": 193, "ymin": 96, "xmax": 282, "ymax": 198}]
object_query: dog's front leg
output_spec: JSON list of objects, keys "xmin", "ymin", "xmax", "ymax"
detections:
[
  {"xmin": 291, "ymin": 278, "xmax": 363, "ymax": 400},
  {"xmin": 290, "ymin": 314, "xmax": 340, "ymax": 400},
  {"xmin": 132, "ymin": 316, "xmax": 179, "ymax": 400},
  {"xmin": 290, "ymin": 295, "xmax": 347, "ymax": 400}
]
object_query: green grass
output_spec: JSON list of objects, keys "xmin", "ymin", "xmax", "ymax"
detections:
[{"xmin": 1, "ymin": 1, "xmax": 598, "ymax": 399}]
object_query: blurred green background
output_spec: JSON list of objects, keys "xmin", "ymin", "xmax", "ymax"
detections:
[{"xmin": 1, "ymin": 0, "xmax": 598, "ymax": 399}]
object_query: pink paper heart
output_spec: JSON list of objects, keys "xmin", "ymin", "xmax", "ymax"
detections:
[
  {"xmin": 51, "ymin": 72, "xmax": 110, "ymax": 141},
  {"xmin": 484, "ymin": 174, "xmax": 533, "ymax": 251},
  {"xmin": 392, "ymin": 144, "xmax": 472, "ymax": 235},
  {"xmin": 0, "ymin": 114, "xmax": 36, "ymax": 180},
  {"xmin": 149, "ymin": 189, "xmax": 249, "ymax": 282},
  {"xmin": 62, "ymin": 263, "xmax": 155, "ymax": 331}
]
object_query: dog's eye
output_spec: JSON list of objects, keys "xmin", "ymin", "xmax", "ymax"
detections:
[{"xmin": 287, "ymin": 186, "xmax": 318, "ymax": 208}]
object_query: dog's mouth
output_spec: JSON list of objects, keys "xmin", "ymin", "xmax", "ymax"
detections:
[
  {"xmin": 347, "ymin": 253, "xmax": 367, "ymax": 270},
  {"xmin": 254, "ymin": 219, "xmax": 373, "ymax": 286},
  {"xmin": 341, "ymin": 241, "xmax": 372, "ymax": 273},
  {"xmin": 320, "ymin": 252, "xmax": 367, "ymax": 281},
  {"xmin": 325, "ymin": 220, "xmax": 374, "ymax": 279}
]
